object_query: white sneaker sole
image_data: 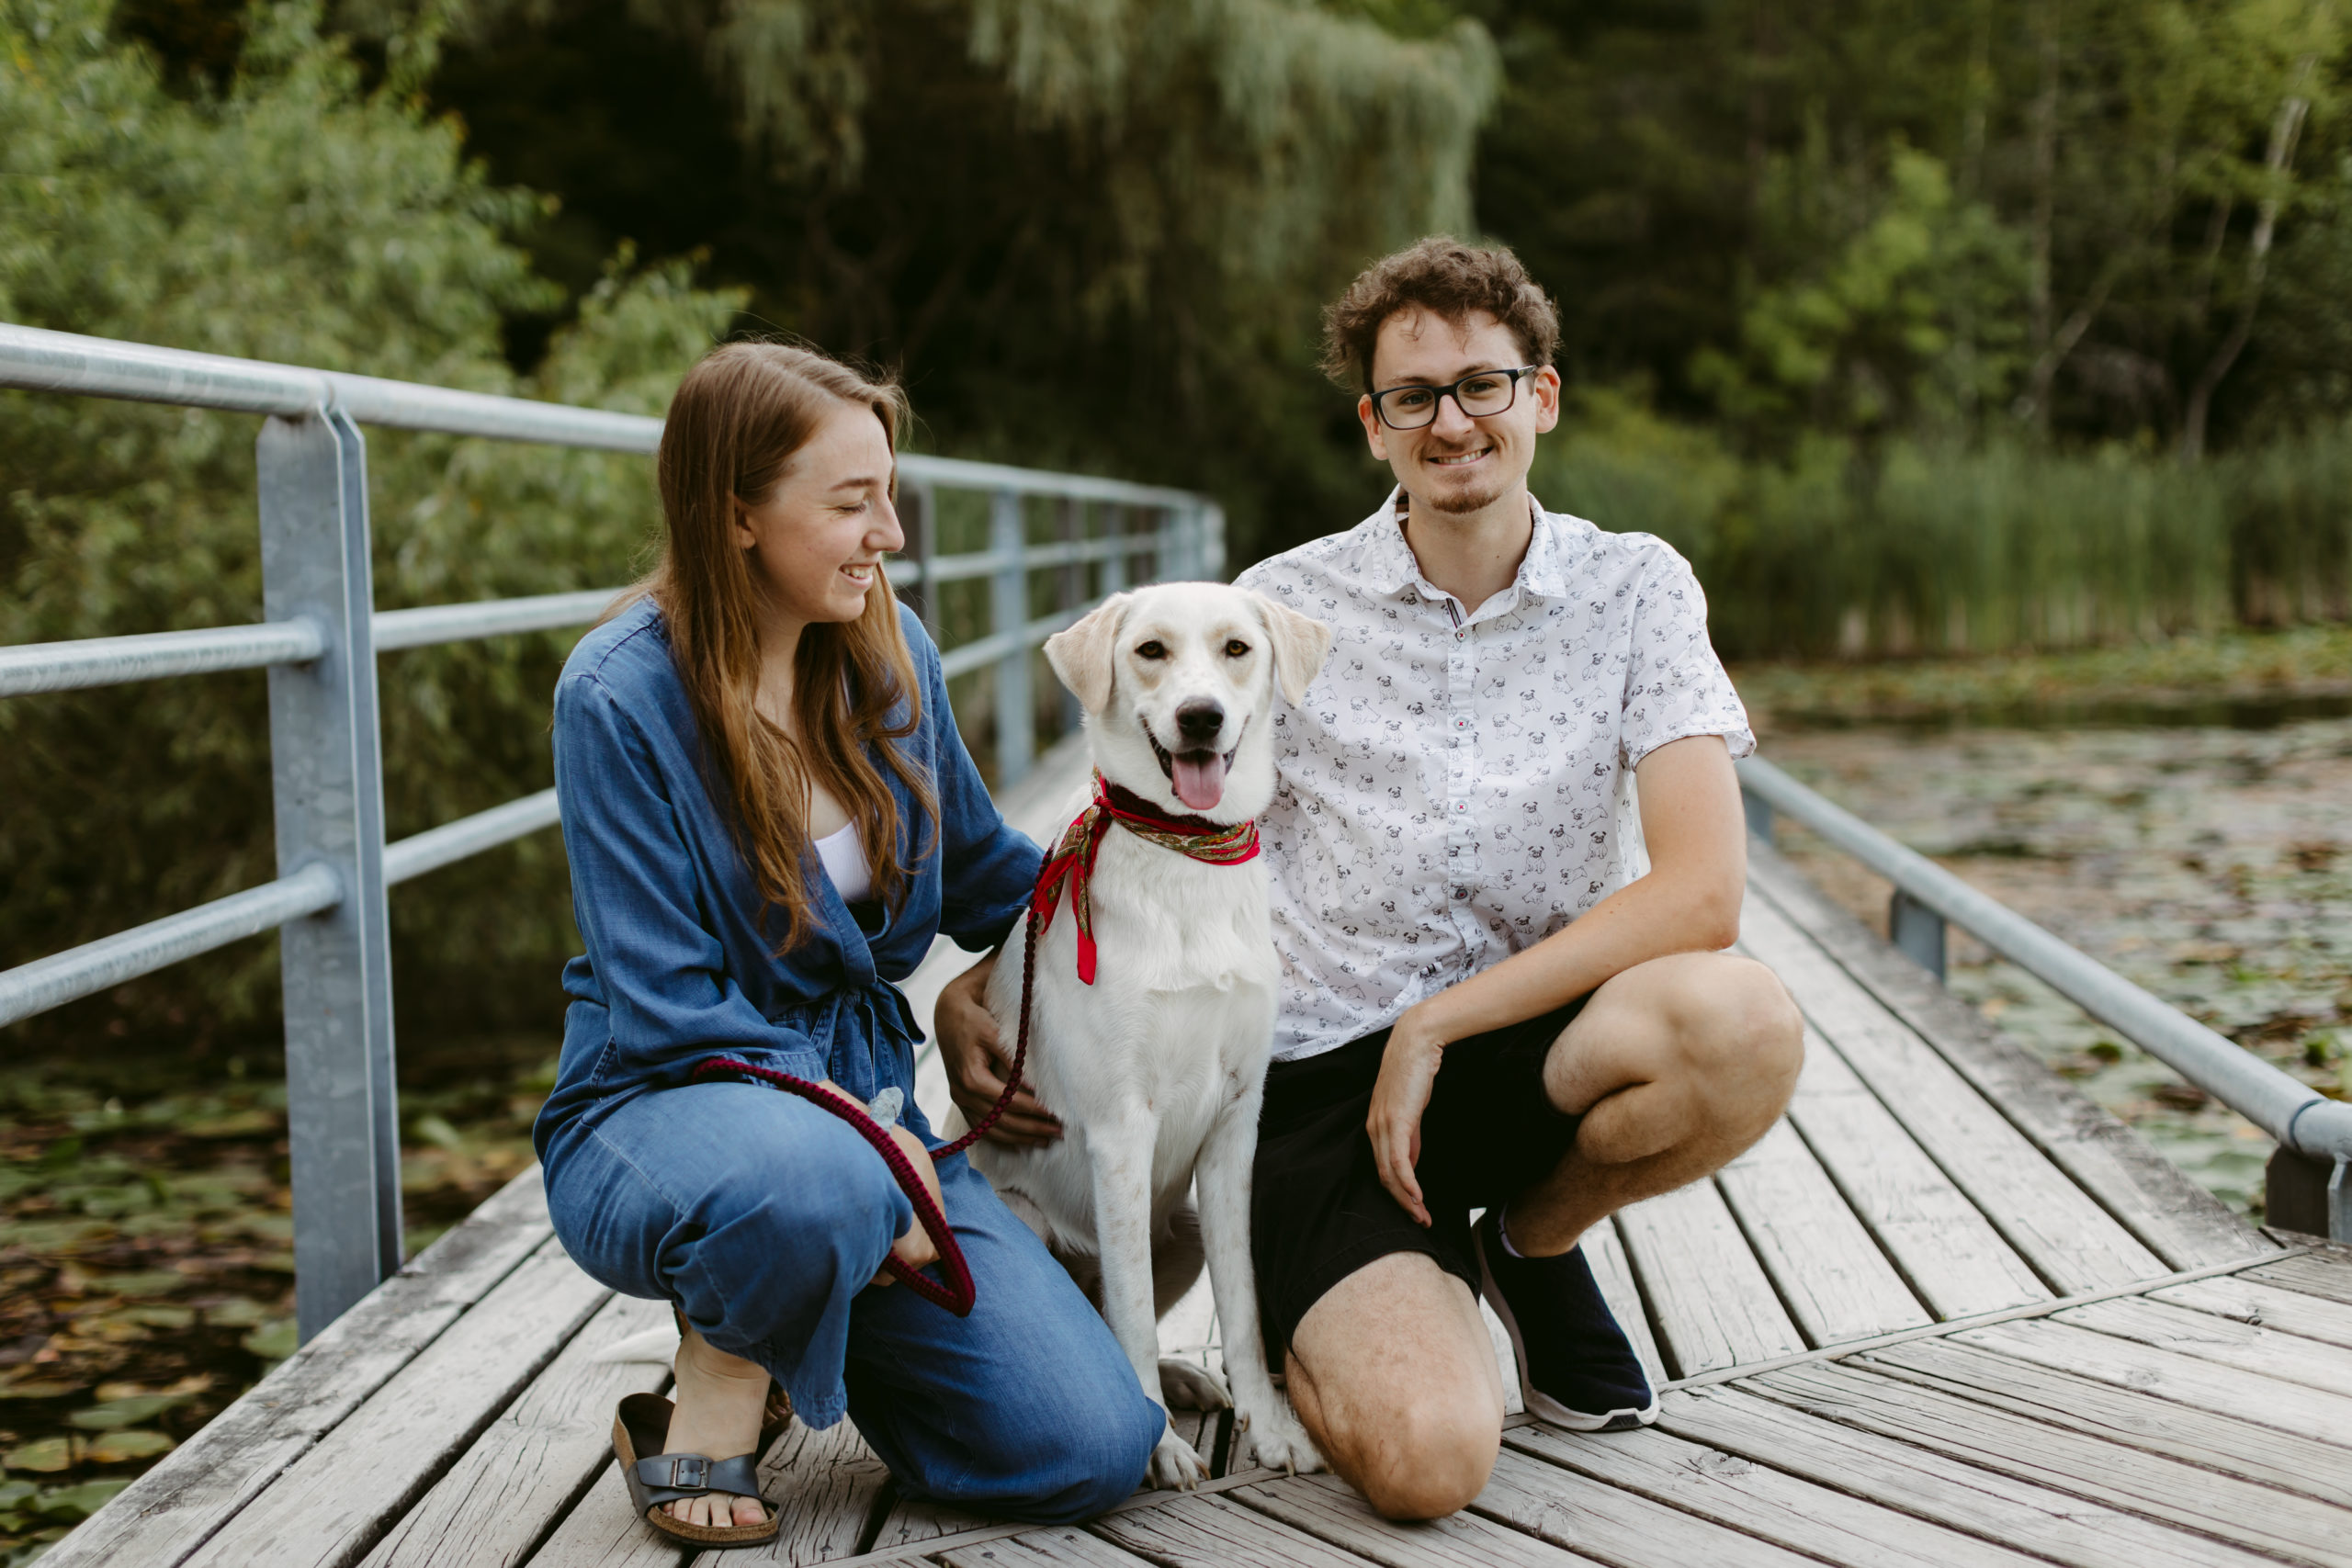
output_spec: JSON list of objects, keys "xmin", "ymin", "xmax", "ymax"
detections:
[{"xmin": 1474, "ymin": 1224, "xmax": 1660, "ymax": 1433}]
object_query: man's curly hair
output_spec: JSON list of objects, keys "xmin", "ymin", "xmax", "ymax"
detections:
[{"xmin": 1319, "ymin": 236, "xmax": 1560, "ymax": 394}]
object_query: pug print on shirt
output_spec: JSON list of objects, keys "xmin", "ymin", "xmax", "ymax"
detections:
[{"xmin": 1234, "ymin": 489, "xmax": 1755, "ymax": 1063}]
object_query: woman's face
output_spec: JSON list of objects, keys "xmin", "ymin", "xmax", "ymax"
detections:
[{"xmin": 732, "ymin": 402, "xmax": 904, "ymax": 634}]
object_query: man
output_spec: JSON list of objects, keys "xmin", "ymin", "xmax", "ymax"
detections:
[{"xmin": 940, "ymin": 236, "xmax": 1803, "ymax": 1519}]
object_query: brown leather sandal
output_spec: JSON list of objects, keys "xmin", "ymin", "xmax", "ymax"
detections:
[{"xmin": 614, "ymin": 1392, "xmax": 780, "ymax": 1546}]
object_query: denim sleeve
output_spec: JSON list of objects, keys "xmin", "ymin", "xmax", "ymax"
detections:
[
  {"xmin": 554, "ymin": 672, "xmax": 828, "ymax": 1084},
  {"xmin": 913, "ymin": 623, "xmax": 1046, "ymax": 951}
]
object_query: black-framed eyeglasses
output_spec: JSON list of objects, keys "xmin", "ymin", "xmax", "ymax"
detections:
[{"xmin": 1368, "ymin": 366, "xmax": 1539, "ymax": 430}]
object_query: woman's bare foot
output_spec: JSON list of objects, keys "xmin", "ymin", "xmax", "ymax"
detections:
[{"xmin": 661, "ymin": 1324, "xmax": 772, "ymax": 1529}]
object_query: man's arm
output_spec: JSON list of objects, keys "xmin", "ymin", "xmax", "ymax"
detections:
[{"xmin": 1366, "ymin": 732, "xmax": 1747, "ymax": 1224}]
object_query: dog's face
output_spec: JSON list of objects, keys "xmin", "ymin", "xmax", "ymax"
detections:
[{"xmin": 1045, "ymin": 582, "xmax": 1332, "ymax": 822}]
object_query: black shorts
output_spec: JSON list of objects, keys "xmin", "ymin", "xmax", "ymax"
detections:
[{"xmin": 1250, "ymin": 995, "xmax": 1590, "ymax": 1365}]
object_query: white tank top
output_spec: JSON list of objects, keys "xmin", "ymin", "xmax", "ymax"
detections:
[{"xmin": 813, "ymin": 819, "xmax": 871, "ymax": 903}]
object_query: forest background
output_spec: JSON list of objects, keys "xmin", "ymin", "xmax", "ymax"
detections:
[{"xmin": 6, "ymin": 0, "xmax": 2352, "ymax": 1050}]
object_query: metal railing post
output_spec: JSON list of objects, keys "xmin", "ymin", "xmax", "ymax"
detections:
[
  {"xmin": 902, "ymin": 481, "xmax": 940, "ymax": 641},
  {"xmin": 1889, "ymin": 888, "xmax": 1947, "ymax": 982},
  {"xmin": 1200, "ymin": 502, "xmax": 1227, "ymax": 581},
  {"xmin": 1743, "ymin": 788, "xmax": 1777, "ymax": 846},
  {"xmin": 1156, "ymin": 503, "xmax": 1182, "ymax": 582},
  {"xmin": 990, "ymin": 488, "xmax": 1033, "ymax": 786},
  {"xmin": 1102, "ymin": 505, "xmax": 1129, "ymax": 596},
  {"xmin": 1057, "ymin": 498, "xmax": 1084, "ymax": 738},
  {"xmin": 257, "ymin": 409, "xmax": 401, "ymax": 1342}
]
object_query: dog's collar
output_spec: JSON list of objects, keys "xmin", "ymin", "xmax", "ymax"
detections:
[{"xmin": 1030, "ymin": 772, "xmax": 1261, "ymax": 985}]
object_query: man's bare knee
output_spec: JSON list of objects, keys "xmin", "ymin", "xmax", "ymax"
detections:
[
  {"xmin": 1677, "ymin": 954, "xmax": 1804, "ymax": 1118},
  {"xmin": 1353, "ymin": 1397, "xmax": 1499, "ymax": 1519}
]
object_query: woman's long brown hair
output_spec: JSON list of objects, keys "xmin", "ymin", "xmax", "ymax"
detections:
[{"xmin": 635, "ymin": 341, "xmax": 938, "ymax": 953}]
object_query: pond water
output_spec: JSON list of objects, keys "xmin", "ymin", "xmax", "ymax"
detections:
[{"xmin": 1755, "ymin": 709, "xmax": 2352, "ymax": 1221}]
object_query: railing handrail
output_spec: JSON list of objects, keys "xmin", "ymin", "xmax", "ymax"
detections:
[
  {"xmin": 0, "ymin": 322, "xmax": 1209, "ymax": 506},
  {"xmin": 1736, "ymin": 754, "xmax": 2352, "ymax": 1170},
  {"xmin": 1, "ymin": 320, "xmax": 1221, "ymax": 1335}
]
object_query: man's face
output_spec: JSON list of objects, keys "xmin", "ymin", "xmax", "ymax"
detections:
[{"xmin": 1358, "ymin": 309, "xmax": 1559, "ymax": 517}]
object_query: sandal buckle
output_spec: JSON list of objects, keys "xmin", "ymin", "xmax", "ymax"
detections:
[{"xmin": 666, "ymin": 1455, "xmax": 710, "ymax": 1488}]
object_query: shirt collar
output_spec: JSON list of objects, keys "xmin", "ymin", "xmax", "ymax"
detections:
[{"xmin": 1349, "ymin": 486, "xmax": 1581, "ymax": 605}]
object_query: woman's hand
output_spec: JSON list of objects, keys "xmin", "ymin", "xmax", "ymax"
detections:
[
  {"xmin": 871, "ymin": 1121, "xmax": 945, "ymax": 1287},
  {"xmin": 936, "ymin": 953, "xmax": 1063, "ymax": 1146},
  {"xmin": 1368, "ymin": 1012, "xmax": 1447, "ymax": 1227}
]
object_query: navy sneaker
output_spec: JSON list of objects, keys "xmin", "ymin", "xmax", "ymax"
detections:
[{"xmin": 1474, "ymin": 1209, "xmax": 1658, "ymax": 1431}]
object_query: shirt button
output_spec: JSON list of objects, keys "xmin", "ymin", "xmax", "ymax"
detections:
[
  {"xmin": 1453, "ymin": 629, "xmax": 1466, "ymax": 641},
  {"xmin": 1453, "ymin": 716, "xmax": 1470, "ymax": 730},
  {"xmin": 1452, "ymin": 801, "xmax": 1468, "ymax": 814}
]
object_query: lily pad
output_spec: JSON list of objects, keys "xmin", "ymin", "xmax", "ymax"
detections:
[
  {"xmin": 85, "ymin": 1271, "xmax": 183, "ymax": 1300},
  {"xmin": 68, "ymin": 1393, "xmax": 190, "ymax": 1430},
  {"xmin": 30, "ymin": 1479, "xmax": 128, "ymax": 1521},
  {"xmin": 241, "ymin": 1319, "xmax": 299, "ymax": 1361},
  {"xmin": 0, "ymin": 1380, "xmax": 82, "ymax": 1402},
  {"xmin": 84, "ymin": 1430, "xmax": 173, "ymax": 1464},
  {"xmin": 1, "ymin": 1438, "xmax": 73, "ymax": 1473},
  {"xmin": 199, "ymin": 1297, "xmax": 272, "ymax": 1328}
]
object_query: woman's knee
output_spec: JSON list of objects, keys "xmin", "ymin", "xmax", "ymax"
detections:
[{"xmin": 959, "ymin": 1375, "xmax": 1160, "ymax": 1522}]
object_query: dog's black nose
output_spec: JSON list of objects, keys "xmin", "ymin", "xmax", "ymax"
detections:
[{"xmin": 1174, "ymin": 700, "xmax": 1226, "ymax": 745}]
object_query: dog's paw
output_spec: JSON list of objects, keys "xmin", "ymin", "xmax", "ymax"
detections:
[
  {"xmin": 1147, "ymin": 1426, "xmax": 1211, "ymax": 1491},
  {"xmin": 1236, "ymin": 1401, "xmax": 1324, "ymax": 1476},
  {"xmin": 1158, "ymin": 1358, "xmax": 1231, "ymax": 1411}
]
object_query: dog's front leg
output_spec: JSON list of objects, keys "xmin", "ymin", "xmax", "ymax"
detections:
[
  {"xmin": 1089, "ymin": 1106, "xmax": 1207, "ymax": 1489},
  {"xmin": 1196, "ymin": 1089, "xmax": 1324, "ymax": 1476}
]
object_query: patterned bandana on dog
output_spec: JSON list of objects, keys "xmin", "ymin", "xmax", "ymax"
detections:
[{"xmin": 1032, "ymin": 771, "xmax": 1261, "ymax": 985}]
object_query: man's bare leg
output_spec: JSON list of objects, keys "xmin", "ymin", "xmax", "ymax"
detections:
[
  {"xmin": 1287, "ymin": 947, "xmax": 1802, "ymax": 1519},
  {"xmin": 1283, "ymin": 1252, "xmax": 1503, "ymax": 1520},
  {"xmin": 1505, "ymin": 950, "xmax": 1803, "ymax": 1256}
]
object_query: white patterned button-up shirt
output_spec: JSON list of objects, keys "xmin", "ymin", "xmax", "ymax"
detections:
[{"xmin": 1234, "ymin": 490, "xmax": 1755, "ymax": 1062}]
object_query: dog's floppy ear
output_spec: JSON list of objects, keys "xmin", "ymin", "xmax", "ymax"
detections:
[
  {"xmin": 1254, "ymin": 593, "xmax": 1333, "ymax": 707},
  {"xmin": 1045, "ymin": 592, "xmax": 1131, "ymax": 714}
]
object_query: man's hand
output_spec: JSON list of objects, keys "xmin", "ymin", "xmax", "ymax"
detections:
[
  {"xmin": 871, "ymin": 1121, "xmax": 945, "ymax": 1286},
  {"xmin": 1367, "ymin": 1013, "xmax": 1445, "ymax": 1226},
  {"xmin": 935, "ymin": 953, "xmax": 1063, "ymax": 1145}
]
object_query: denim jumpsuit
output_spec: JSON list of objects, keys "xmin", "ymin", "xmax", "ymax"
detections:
[{"xmin": 535, "ymin": 598, "xmax": 1159, "ymax": 1521}]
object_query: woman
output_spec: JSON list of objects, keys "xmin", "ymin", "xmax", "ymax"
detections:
[{"xmin": 535, "ymin": 342, "xmax": 1162, "ymax": 1546}]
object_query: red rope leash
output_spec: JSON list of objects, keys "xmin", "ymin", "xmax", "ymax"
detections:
[{"xmin": 689, "ymin": 775, "xmax": 1256, "ymax": 1314}]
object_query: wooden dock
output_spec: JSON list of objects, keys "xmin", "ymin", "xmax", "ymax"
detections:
[{"xmin": 52, "ymin": 739, "xmax": 2352, "ymax": 1568}]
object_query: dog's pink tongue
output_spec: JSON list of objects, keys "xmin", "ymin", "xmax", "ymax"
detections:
[{"xmin": 1170, "ymin": 751, "xmax": 1226, "ymax": 812}]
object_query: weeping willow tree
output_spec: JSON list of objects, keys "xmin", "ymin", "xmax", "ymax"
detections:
[{"xmin": 427, "ymin": 0, "xmax": 1499, "ymax": 555}]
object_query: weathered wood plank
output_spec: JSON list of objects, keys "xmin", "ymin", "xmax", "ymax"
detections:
[
  {"xmin": 684, "ymin": 1417, "xmax": 892, "ymax": 1568},
  {"xmin": 1747, "ymin": 1358, "xmax": 2352, "ymax": 1567},
  {"xmin": 1771, "ymin": 1019, "xmax": 2050, "ymax": 1319},
  {"xmin": 1739, "ymin": 894, "xmax": 2167, "ymax": 1293},
  {"xmin": 1659, "ymin": 1382, "xmax": 2290, "ymax": 1568},
  {"xmin": 1860, "ymin": 1335, "xmax": 2352, "ymax": 1509},
  {"xmin": 1713, "ymin": 1118, "xmax": 1931, "ymax": 1345},
  {"xmin": 2152, "ymin": 1273, "xmax": 2352, "ymax": 1351},
  {"xmin": 1505, "ymin": 1422, "xmax": 2043, "ymax": 1568},
  {"xmin": 514, "ymin": 1457, "xmax": 685, "ymax": 1568},
  {"xmin": 937, "ymin": 1527, "xmax": 1159, "ymax": 1568},
  {"xmin": 365, "ymin": 1292, "xmax": 672, "ymax": 1568},
  {"xmin": 1743, "ymin": 847, "xmax": 2270, "ymax": 1271},
  {"xmin": 864, "ymin": 1486, "xmax": 995, "ymax": 1557},
  {"xmin": 1233, "ymin": 1472, "xmax": 1601, "ymax": 1567},
  {"xmin": 2241, "ymin": 1251, "xmax": 2352, "ymax": 1309},
  {"xmin": 1612, "ymin": 1179, "xmax": 1804, "ymax": 1378},
  {"xmin": 185, "ymin": 1238, "xmax": 613, "ymax": 1568},
  {"xmin": 1472, "ymin": 1447, "xmax": 1829, "ymax": 1568},
  {"xmin": 1584, "ymin": 1222, "xmax": 1667, "ymax": 1391},
  {"xmin": 1951, "ymin": 1316, "xmax": 2352, "ymax": 1447},
  {"xmin": 1090, "ymin": 1491, "xmax": 1378, "ymax": 1568},
  {"xmin": 47, "ymin": 1168, "xmax": 556, "ymax": 1568},
  {"xmin": 1774, "ymin": 1092, "xmax": 2022, "ymax": 1315},
  {"xmin": 2057, "ymin": 1294, "xmax": 2352, "ymax": 1398}
]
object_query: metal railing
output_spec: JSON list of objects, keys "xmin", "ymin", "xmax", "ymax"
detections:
[
  {"xmin": 0, "ymin": 322, "xmax": 1221, "ymax": 1337},
  {"xmin": 1739, "ymin": 754, "xmax": 2352, "ymax": 1242}
]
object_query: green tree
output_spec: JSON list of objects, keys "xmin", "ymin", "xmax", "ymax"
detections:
[{"xmin": 0, "ymin": 0, "xmax": 741, "ymax": 1050}]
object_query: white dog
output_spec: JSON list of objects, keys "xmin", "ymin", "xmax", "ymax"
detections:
[{"xmin": 966, "ymin": 581, "xmax": 1331, "ymax": 1489}]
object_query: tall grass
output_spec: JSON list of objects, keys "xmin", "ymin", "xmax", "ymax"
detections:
[{"xmin": 1532, "ymin": 396, "xmax": 2352, "ymax": 660}]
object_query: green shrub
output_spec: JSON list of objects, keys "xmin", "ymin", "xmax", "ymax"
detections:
[{"xmin": 0, "ymin": 0, "xmax": 741, "ymax": 1054}]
